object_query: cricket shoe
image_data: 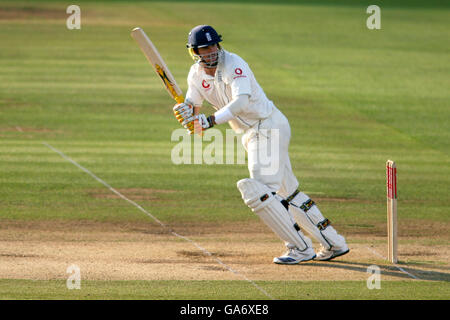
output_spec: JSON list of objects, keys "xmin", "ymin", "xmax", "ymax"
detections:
[
  {"xmin": 273, "ymin": 247, "xmax": 316, "ymax": 265},
  {"xmin": 314, "ymin": 244, "xmax": 349, "ymax": 261}
]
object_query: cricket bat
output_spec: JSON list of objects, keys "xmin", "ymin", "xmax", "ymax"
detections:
[{"xmin": 131, "ymin": 27, "xmax": 201, "ymax": 134}]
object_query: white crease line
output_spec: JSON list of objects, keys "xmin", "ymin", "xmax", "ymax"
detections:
[
  {"xmin": 43, "ymin": 142, "xmax": 275, "ymax": 300},
  {"xmin": 367, "ymin": 246, "xmax": 419, "ymax": 280},
  {"xmin": 395, "ymin": 266, "xmax": 419, "ymax": 280}
]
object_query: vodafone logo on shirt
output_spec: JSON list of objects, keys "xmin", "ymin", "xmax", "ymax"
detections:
[{"xmin": 234, "ymin": 68, "xmax": 246, "ymax": 79}]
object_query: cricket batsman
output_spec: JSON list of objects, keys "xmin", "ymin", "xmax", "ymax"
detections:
[{"xmin": 174, "ymin": 25, "xmax": 349, "ymax": 264}]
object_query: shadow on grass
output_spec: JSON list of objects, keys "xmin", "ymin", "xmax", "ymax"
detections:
[{"xmin": 302, "ymin": 260, "xmax": 450, "ymax": 282}]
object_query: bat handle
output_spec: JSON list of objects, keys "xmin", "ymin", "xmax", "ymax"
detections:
[
  {"xmin": 175, "ymin": 95, "xmax": 184, "ymax": 104},
  {"xmin": 174, "ymin": 96, "xmax": 202, "ymax": 136},
  {"xmin": 193, "ymin": 106, "xmax": 203, "ymax": 136}
]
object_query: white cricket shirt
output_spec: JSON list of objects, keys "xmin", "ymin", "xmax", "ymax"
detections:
[{"xmin": 185, "ymin": 49, "xmax": 275, "ymax": 133}]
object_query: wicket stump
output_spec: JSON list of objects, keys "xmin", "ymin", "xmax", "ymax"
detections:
[{"xmin": 386, "ymin": 160, "xmax": 398, "ymax": 263}]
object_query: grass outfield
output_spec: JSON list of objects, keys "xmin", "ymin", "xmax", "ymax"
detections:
[
  {"xmin": 0, "ymin": 279, "xmax": 448, "ymax": 300},
  {"xmin": 0, "ymin": 0, "xmax": 449, "ymax": 300}
]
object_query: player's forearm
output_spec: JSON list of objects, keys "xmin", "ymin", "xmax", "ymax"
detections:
[
  {"xmin": 177, "ymin": 95, "xmax": 250, "ymax": 133},
  {"xmin": 212, "ymin": 94, "xmax": 250, "ymax": 125}
]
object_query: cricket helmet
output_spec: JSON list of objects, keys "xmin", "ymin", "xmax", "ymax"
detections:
[
  {"xmin": 186, "ymin": 25, "xmax": 223, "ymax": 68},
  {"xmin": 186, "ymin": 25, "xmax": 222, "ymax": 49}
]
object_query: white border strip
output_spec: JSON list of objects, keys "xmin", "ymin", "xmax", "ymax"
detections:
[{"xmin": 43, "ymin": 142, "xmax": 275, "ymax": 300}]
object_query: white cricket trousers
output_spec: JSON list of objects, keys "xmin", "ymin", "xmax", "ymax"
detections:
[{"xmin": 241, "ymin": 107, "xmax": 299, "ymax": 197}]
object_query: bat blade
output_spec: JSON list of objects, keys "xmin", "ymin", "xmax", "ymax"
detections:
[
  {"xmin": 131, "ymin": 27, "xmax": 202, "ymax": 135},
  {"xmin": 131, "ymin": 27, "xmax": 184, "ymax": 104}
]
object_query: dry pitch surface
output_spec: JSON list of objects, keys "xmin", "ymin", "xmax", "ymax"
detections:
[{"xmin": 1, "ymin": 219, "xmax": 448, "ymax": 283}]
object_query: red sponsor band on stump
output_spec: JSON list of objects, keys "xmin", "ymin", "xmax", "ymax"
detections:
[{"xmin": 386, "ymin": 162, "xmax": 397, "ymax": 199}]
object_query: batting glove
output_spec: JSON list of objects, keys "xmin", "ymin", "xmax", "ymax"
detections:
[
  {"xmin": 182, "ymin": 114, "xmax": 214, "ymax": 135},
  {"xmin": 197, "ymin": 114, "xmax": 215, "ymax": 130},
  {"xmin": 173, "ymin": 102, "xmax": 194, "ymax": 127}
]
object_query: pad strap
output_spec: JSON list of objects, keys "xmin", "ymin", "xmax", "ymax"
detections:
[
  {"xmin": 300, "ymin": 199, "xmax": 315, "ymax": 212},
  {"xmin": 317, "ymin": 219, "xmax": 331, "ymax": 230},
  {"xmin": 286, "ymin": 189, "xmax": 300, "ymax": 202}
]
